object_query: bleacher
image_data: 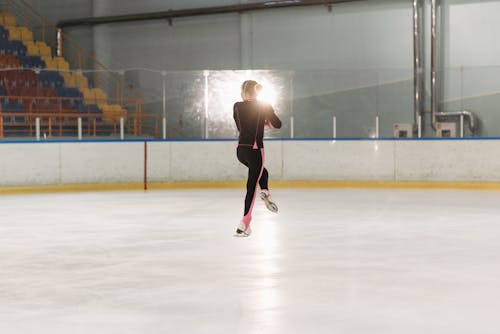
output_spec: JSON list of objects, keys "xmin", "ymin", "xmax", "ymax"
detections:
[{"xmin": 0, "ymin": 11, "xmax": 128, "ymax": 137}]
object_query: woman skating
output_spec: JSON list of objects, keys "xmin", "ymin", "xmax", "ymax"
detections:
[{"xmin": 233, "ymin": 80, "xmax": 282, "ymax": 237}]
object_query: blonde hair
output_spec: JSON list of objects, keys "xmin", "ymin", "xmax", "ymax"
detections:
[{"xmin": 241, "ymin": 80, "xmax": 262, "ymax": 100}]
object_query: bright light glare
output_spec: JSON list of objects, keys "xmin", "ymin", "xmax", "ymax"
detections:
[{"xmin": 257, "ymin": 85, "xmax": 278, "ymax": 105}]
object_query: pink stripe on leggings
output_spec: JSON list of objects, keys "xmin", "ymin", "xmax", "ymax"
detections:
[{"xmin": 242, "ymin": 148, "xmax": 265, "ymax": 227}]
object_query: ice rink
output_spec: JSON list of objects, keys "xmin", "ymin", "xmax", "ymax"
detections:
[{"xmin": 1, "ymin": 188, "xmax": 500, "ymax": 334}]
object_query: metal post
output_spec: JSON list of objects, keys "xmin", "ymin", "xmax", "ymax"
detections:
[
  {"xmin": 35, "ymin": 117, "xmax": 40, "ymax": 141},
  {"xmin": 290, "ymin": 116, "xmax": 294, "ymax": 139},
  {"xmin": 78, "ymin": 117, "xmax": 82, "ymax": 140},
  {"xmin": 333, "ymin": 116, "xmax": 336, "ymax": 139},
  {"xmin": 161, "ymin": 71, "xmax": 167, "ymax": 139},
  {"xmin": 120, "ymin": 117, "xmax": 124, "ymax": 140},
  {"xmin": 460, "ymin": 115, "xmax": 464, "ymax": 138},
  {"xmin": 375, "ymin": 116, "xmax": 380, "ymax": 138},
  {"xmin": 162, "ymin": 71, "xmax": 167, "ymax": 119},
  {"xmin": 418, "ymin": 115, "xmax": 422, "ymax": 138},
  {"xmin": 203, "ymin": 70, "xmax": 209, "ymax": 139},
  {"xmin": 162, "ymin": 117, "xmax": 167, "ymax": 139},
  {"xmin": 57, "ymin": 28, "xmax": 63, "ymax": 57}
]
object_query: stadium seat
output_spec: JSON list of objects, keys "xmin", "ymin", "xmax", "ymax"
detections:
[
  {"xmin": 5, "ymin": 26, "xmax": 20, "ymax": 40},
  {"xmin": 0, "ymin": 13, "xmax": 16, "ymax": 26},
  {"xmin": 24, "ymin": 41, "xmax": 40, "ymax": 56},
  {"xmin": 0, "ymin": 26, "xmax": 8, "ymax": 39},
  {"xmin": 35, "ymin": 41, "xmax": 51, "ymax": 57},
  {"xmin": 38, "ymin": 71, "xmax": 64, "ymax": 88},
  {"xmin": 18, "ymin": 27, "xmax": 33, "ymax": 42},
  {"xmin": 53, "ymin": 57, "xmax": 69, "ymax": 71},
  {"xmin": 10, "ymin": 40, "xmax": 26, "ymax": 56},
  {"xmin": 74, "ymin": 73, "xmax": 88, "ymax": 90}
]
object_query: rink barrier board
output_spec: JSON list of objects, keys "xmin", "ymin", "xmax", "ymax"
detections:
[
  {"xmin": 3, "ymin": 180, "xmax": 500, "ymax": 195},
  {"xmin": 2, "ymin": 139, "xmax": 500, "ymax": 189}
]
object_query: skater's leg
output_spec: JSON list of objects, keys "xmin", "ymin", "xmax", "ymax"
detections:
[
  {"xmin": 259, "ymin": 167, "xmax": 269, "ymax": 192},
  {"xmin": 241, "ymin": 150, "xmax": 264, "ymax": 227}
]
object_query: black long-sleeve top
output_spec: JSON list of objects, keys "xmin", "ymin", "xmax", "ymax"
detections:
[{"xmin": 233, "ymin": 100, "xmax": 282, "ymax": 149}]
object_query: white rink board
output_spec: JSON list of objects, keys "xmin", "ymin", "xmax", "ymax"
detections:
[
  {"xmin": 1, "ymin": 139, "xmax": 500, "ymax": 186},
  {"xmin": 60, "ymin": 142, "xmax": 144, "ymax": 183},
  {"xmin": 282, "ymin": 140, "xmax": 395, "ymax": 180},
  {"xmin": 0, "ymin": 143, "xmax": 60, "ymax": 186}
]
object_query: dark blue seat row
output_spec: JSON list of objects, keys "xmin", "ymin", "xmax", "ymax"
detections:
[
  {"xmin": 0, "ymin": 40, "xmax": 27, "ymax": 56},
  {"xmin": 38, "ymin": 71, "xmax": 63, "ymax": 88},
  {"xmin": 56, "ymin": 87, "xmax": 82, "ymax": 98},
  {"xmin": 78, "ymin": 104, "xmax": 100, "ymax": 114},
  {"xmin": 56, "ymin": 87, "xmax": 83, "ymax": 106},
  {"xmin": 0, "ymin": 27, "xmax": 8, "ymax": 40},
  {"xmin": 1, "ymin": 102, "xmax": 23, "ymax": 112},
  {"xmin": 17, "ymin": 55, "xmax": 45, "ymax": 69},
  {"xmin": 1, "ymin": 103, "xmax": 25, "ymax": 123}
]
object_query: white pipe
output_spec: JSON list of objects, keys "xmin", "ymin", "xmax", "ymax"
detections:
[
  {"xmin": 120, "ymin": 117, "xmax": 124, "ymax": 140},
  {"xmin": 460, "ymin": 115, "xmax": 464, "ymax": 138},
  {"xmin": 418, "ymin": 115, "xmax": 422, "ymax": 138},
  {"xmin": 333, "ymin": 116, "xmax": 336, "ymax": 139},
  {"xmin": 375, "ymin": 116, "xmax": 379, "ymax": 138},
  {"xmin": 290, "ymin": 116, "xmax": 294, "ymax": 139},
  {"xmin": 77, "ymin": 117, "xmax": 82, "ymax": 140},
  {"xmin": 162, "ymin": 117, "xmax": 167, "ymax": 140},
  {"xmin": 204, "ymin": 70, "xmax": 209, "ymax": 139},
  {"xmin": 35, "ymin": 117, "xmax": 40, "ymax": 141},
  {"xmin": 162, "ymin": 72, "xmax": 167, "ymax": 120}
]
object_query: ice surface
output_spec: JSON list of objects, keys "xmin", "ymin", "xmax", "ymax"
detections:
[{"xmin": 1, "ymin": 188, "xmax": 500, "ymax": 334}]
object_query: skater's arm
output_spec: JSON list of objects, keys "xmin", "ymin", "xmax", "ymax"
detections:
[
  {"xmin": 233, "ymin": 103, "xmax": 241, "ymax": 131},
  {"xmin": 266, "ymin": 105, "xmax": 282, "ymax": 129}
]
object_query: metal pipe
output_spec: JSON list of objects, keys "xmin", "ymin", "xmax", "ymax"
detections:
[
  {"xmin": 431, "ymin": 0, "xmax": 476, "ymax": 134},
  {"xmin": 35, "ymin": 117, "xmax": 40, "ymax": 141},
  {"xmin": 431, "ymin": 0, "xmax": 438, "ymax": 130},
  {"xmin": 56, "ymin": 28, "xmax": 62, "ymax": 57},
  {"xmin": 57, "ymin": 0, "xmax": 365, "ymax": 28},
  {"xmin": 435, "ymin": 110, "xmax": 476, "ymax": 131},
  {"xmin": 413, "ymin": 0, "xmax": 424, "ymax": 126},
  {"xmin": 120, "ymin": 117, "xmax": 125, "ymax": 140},
  {"xmin": 78, "ymin": 117, "xmax": 82, "ymax": 140}
]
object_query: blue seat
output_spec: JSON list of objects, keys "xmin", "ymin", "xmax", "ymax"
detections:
[
  {"xmin": 0, "ymin": 26, "xmax": 8, "ymax": 40},
  {"xmin": 10, "ymin": 41, "xmax": 26, "ymax": 56},
  {"xmin": 38, "ymin": 71, "xmax": 63, "ymax": 88},
  {"xmin": 78, "ymin": 104, "xmax": 100, "ymax": 114},
  {"xmin": 0, "ymin": 39, "xmax": 13, "ymax": 55},
  {"xmin": 17, "ymin": 55, "xmax": 45, "ymax": 69},
  {"xmin": 2, "ymin": 103, "xmax": 25, "ymax": 122}
]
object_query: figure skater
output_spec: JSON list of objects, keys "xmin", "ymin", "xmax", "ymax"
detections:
[{"xmin": 233, "ymin": 80, "xmax": 282, "ymax": 237}]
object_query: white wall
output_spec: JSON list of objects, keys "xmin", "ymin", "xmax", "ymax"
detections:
[{"xmin": 2, "ymin": 140, "xmax": 500, "ymax": 187}]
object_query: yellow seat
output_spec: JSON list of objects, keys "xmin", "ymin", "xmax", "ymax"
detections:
[
  {"xmin": 42, "ymin": 56, "xmax": 57, "ymax": 70},
  {"xmin": 62, "ymin": 72, "xmax": 77, "ymax": 88},
  {"xmin": 1, "ymin": 14, "xmax": 16, "ymax": 26},
  {"xmin": 18, "ymin": 27, "xmax": 33, "ymax": 42},
  {"xmin": 81, "ymin": 87, "xmax": 96, "ymax": 105},
  {"xmin": 93, "ymin": 88, "xmax": 107, "ymax": 107},
  {"xmin": 74, "ymin": 73, "xmax": 88, "ymax": 90},
  {"xmin": 54, "ymin": 57, "xmax": 70, "ymax": 71},
  {"xmin": 6, "ymin": 26, "xmax": 21, "ymax": 40},
  {"xmin": 36, "ymin": 41, "xmax": 51, "ymax": 57},
  {"xmin": 24, "ymin": 41, "xmax": 40, "ymax": 56}
]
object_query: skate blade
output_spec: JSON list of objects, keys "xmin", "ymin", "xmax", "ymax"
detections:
[
  {"xmin": 234, "ymin": 228, "xmax": 251, "ymax": 237},
  {"xmin": 264, "ymin": 200, "xmax": 278, "ymax": 213}
]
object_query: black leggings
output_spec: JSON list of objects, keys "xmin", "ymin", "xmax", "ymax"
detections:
[{"xmin": 237, "ymin": 146, "xmax": 269, "ymax": 224}]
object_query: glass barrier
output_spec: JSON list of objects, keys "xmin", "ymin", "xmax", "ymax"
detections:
[{"xmin": 2, "ymin": 66, "xmax": 500, "ymax": 140}]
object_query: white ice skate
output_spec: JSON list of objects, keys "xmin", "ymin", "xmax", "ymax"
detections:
[
  {"xmin": 235, "ymin": 222, "xmax": 252, "ymax": 237},
  {"xmin": 260, "ymin": 192, "xmax": 278, "ymax": 213}
]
